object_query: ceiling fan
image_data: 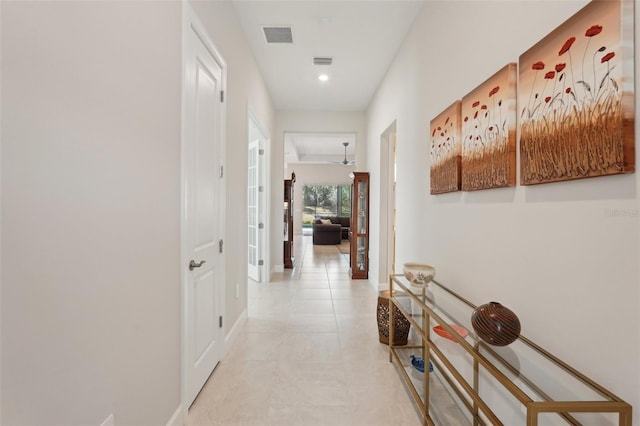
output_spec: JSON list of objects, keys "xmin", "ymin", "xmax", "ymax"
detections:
[{"xmin": 332, "ymin": 141, "xmax": 356, "ymax": 165}]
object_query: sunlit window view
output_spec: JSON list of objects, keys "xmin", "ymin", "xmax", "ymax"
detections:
[{"xmin": 301, "ymin": 184, "xmax": 351, "ymax": 230}]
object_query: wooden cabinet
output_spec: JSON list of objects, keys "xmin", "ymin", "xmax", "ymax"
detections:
[
  {"xmin": 349, "ymin": 172, "xmax": 369, "ymax": 279},
  {"xmin": 283, "ymin": 173, "xmax": 295, "ymax": 268},
  {"xmin": 388, "ymin": 274, "xmax": 632, "ymax": 426}
]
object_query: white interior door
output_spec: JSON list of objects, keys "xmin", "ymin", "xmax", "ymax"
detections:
[
  {"xmin": 247, "ymin": 138, "xmax": 261, "ymax": 281},
  {"xmin": 183, "ymin": 14, "xmax": 226, "ymax": 407}
]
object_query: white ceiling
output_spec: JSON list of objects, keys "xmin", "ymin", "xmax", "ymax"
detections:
[
  {"xmin": 232, "ymin": 0, "xmax": 425, "ymax": 112},
  {"xmin": 284, "ymin": 132, "xmax": 356, "ymax": 164},
  {"xmin": 232, "ymin": 0, "xmax": 425, "ymax": 164}
]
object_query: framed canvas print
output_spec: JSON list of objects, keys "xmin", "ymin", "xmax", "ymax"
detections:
[
  {"xmin": 519, "ymin": 0, "xmax": 634, "ymax": 185},
  {"xmin": 430, "ymin": 101, "xmax": 462, "ymax": 194},
  {"xmin": 461, "ymin": 63, "xmax": 517, "ymax": 191}
]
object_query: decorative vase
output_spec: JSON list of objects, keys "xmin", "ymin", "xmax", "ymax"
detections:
[
  {"xmin": 402, "ymin": 263, "xmax": 436, "ymax": 288},
  {"xmin": 471, "ymin": 302, "xmax": 521, "ymax": 346}
]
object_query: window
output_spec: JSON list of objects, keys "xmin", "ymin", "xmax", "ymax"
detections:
[{"xmin": 302, "ymin": 184, "xmax": 351, "ymax": 228}]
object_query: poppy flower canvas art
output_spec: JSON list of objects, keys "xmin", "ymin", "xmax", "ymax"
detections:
[
  {"xmin": 461, "ymin": 63, "xmax": 517, "ymax": 191},
  {"xmin": 430, "ymin": 101, "xmax": 462, "ymax": 194},
  {"xmin": 519, "ymin": 0, "xmax": 634, "ymax": 185}
]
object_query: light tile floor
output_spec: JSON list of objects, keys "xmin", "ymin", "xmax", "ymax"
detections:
[{"xmin": 186, "ymin": 236, "xmax": 423, "ymax": 426}]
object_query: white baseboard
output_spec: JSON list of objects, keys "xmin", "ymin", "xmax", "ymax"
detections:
[
  {"xmin": 224, "ymin": 308, "xmax": 247, "ymax": 355},
  {"xmin": 273, "ymin": 264, "xmax": 284, "ymax": 274},
  {"xmin": 166, "ymin": 404, "xmax": 183, "ymax": 426}
]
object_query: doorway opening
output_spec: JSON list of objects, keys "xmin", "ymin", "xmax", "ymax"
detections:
[{"xmin": 283, "ymin": 132, "xmax": 357, "ymax": 237}]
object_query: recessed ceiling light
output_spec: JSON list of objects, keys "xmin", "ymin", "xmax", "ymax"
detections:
[{"xmin": 318, "ymin": 74, "xmax": 329, "ymax": 82}]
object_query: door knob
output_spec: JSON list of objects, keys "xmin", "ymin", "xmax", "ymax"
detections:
[{"xmin": 189, "ymin": 260, "xmax": 206, "ymax": 270}]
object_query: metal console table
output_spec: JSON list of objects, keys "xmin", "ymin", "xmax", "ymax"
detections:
[{"xmin": 388, "ymin": 274, "xmax": 632, "ymax": 426}]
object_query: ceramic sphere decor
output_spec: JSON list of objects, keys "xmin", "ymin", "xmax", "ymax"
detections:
[
  {"xmin": 471, "ymin": 302, "xmax": 521, "ymax": 346},
  {"xmin": 403, "ymin": 263, "xmax": 436, "ymax": 287}
]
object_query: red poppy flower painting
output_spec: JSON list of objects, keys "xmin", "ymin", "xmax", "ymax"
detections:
[
  {"xmin": 430, "ymin": 101, "xmax": 461, "ymax": 194},
  {"xmin": 518, "ymin": 0, "xmax": 634, "ymax": 185},
  {"xmin": 461, "ymin": 63, "xmax": 517, "ymax": 191}
]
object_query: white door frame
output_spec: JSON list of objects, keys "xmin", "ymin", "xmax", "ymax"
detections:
[
  {"xmin": 378, "ymin": 121, "xmax": 397, "ymax": 286},
  {"xmin": 180, "ymin": 3, "xmax": 227, "ymax": 419},
  {"xmin": 247, "ymin": 109, "xmax": 270, "ymax": 283}
]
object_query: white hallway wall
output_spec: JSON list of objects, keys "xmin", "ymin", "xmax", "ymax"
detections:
[
  {"xmin": 1, "ymin": 1, "xmax": 274, "ymax": 424},
  {"xmin": 1, "ymin": 2, "xmax": 183, "ymax": 424},
  {"xmin": 367, "ymin": 0, "xmax": 639, "ymax": 421}
]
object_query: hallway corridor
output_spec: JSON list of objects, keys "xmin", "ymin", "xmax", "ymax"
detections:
[{"xmin": 186, "ymin": 235, "xmax": 421, "ymax": 426}]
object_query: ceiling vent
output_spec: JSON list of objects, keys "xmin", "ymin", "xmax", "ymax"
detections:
[
  {"xmin": 262, "ymin": 27, "xmax": 293, "ymax": 44},
  {"xmin": 313, "ymin": 57, "xmax": 333, "ymax": 66}
]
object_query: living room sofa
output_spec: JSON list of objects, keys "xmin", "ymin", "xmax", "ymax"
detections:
[
  {"xmin": 312, "ymin": 216, "xmax": 351, "ymax": 245},
  {"xmin": 312, "ymin": 221, "xmax": 341, "ymax": 245}
]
